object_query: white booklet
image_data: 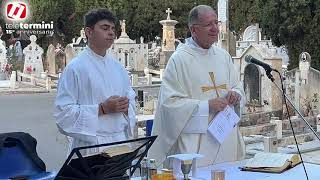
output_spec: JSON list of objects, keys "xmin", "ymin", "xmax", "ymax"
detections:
[{"xmin": 207, "ymin": 105, "xmax": 240, "ymax": 144}]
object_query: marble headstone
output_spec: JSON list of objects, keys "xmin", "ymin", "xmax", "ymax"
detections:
[
  {"xmin": 23, "ymin": 35, "xmax": 44, "ymax": 76},
  {"xmin": 65, "ymin": 44, "xmax": 75, "ymax": 64},
  {"xmin": 46, "ymin": 44, "xmax": 55, "ymax": 74}
]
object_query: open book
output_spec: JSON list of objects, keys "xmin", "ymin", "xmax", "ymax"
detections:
[{"xmin": 241, "ymin": 152, "xmax": 301, "ymax": 173}]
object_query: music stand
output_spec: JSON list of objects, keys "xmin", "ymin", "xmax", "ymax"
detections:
[{"xmin": 55, "ymin": 136, "xmax": 157, "ymax": 180}]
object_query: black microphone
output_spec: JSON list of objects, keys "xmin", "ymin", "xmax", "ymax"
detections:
[{"xmin": 245, "ymin": 55, "xmax": 275, "ymax": 72}]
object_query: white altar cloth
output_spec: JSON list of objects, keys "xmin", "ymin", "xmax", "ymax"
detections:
[
  {"xmin": 131, "ymin": 161, "xmax": 320, "ymax": 180},
  {"xmin": 196, "ymin": 161, "xmax": 320, "ymax": 180}
]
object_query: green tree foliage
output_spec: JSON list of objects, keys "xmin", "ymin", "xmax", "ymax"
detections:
[
  {"xmin": 116, "ymin": 0, "xmax": 218, "ymax": 42},
  {"xmin": 228, "ymin": 0, "xmax": 320, "ymax": 70},
  {"xmin": 256, "ymin": 0, "xmax": 320, "ymax": 70},
  {"xmin": 6, "ymin": 0, "xmax": 220, "ymax": 46},
  {"xmin": 4, "ymin": 0, "xmax": 319, "ymax": 70},
  {"xmin": 29, "ymin": 0, "xmax": 124, "ymax": 49},
  {"xmin": 29, "ymin": 0, "xmax": 76, "ymax": 49},
  {"xmin": 73, "ymin": 0, "xmax": 125, "ymax": 35},
  {"xmin": 229, "ymin": 0, "xmax": 259, "ymax": 37}
]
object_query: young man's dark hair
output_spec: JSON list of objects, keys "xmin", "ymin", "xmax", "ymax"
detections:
[{"xmin": 84, "ymin": 8, "xmax": 116, "ymax": 28}]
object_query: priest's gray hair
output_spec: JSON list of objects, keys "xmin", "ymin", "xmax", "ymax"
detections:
[{"xmin": 188, "ymin": 5, "xmax": 216, "ymax": 28}]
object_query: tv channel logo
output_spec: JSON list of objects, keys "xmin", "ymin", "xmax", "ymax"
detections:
[{"xmin": 6, "ymin": 2, "xmax": 27, "ymax": 20}]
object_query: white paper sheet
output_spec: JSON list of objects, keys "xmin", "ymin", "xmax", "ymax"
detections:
[{"xmin": 207, "ymin": 105, "xmax": 240, "ymax": 144}]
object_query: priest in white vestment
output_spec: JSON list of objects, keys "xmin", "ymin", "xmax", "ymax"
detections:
[
  {"xmin": 149, "ymin": 5, "xmax": 245, "ymax": 167},
  {"xmin": 54, "ymin": 9, "xmax": 136, "ymax": 155}
]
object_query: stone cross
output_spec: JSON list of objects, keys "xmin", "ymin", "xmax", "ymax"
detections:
[
  {"xmin": 201, "ymin": 72, "xmax": 227, "ymax": 97},
  {"xmin": 166, "ymin": 8, "xmax": 172, "ymax": 20}
]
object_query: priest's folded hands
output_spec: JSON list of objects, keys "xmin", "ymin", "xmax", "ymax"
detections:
[
  {"xmin": 208, "ymin": 97, "xmax": 228, "ymax": 114},
  {"xmin": 99, "ymin": 95, "xmax": 129, "ymax": 115},
  {"xmin": 225, "ymin": 91, "xmax": 241, "ymax": 105},
  {"xmin": 208, "ymin": 91, "xmax": 241, "ymax": 114}
]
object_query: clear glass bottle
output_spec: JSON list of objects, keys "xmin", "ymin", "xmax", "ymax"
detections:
[
  {"xmin": 141, "ymin": 157, "xmax": 149, "ymax": 180},
  {"xmin": 148, "ymin": 159, "xmax": 157, "ymax": 180}
]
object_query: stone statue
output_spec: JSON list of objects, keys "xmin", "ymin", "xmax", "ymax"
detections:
[
  {"xmin": 80, "ymin": 28, "xmax": 85, "ymax": 38},
  {"xmin": 120, "ymin": 20, "xmax": 126, "ymax": 34}
]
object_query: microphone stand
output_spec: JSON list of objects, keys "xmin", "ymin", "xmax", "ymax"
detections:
[{"xmin": 266, "ymin": 69, "xmax": 320, "ymax": 180}]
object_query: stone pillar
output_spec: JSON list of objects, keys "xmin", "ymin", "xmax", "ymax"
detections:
[
  {"xmin": 159, "ymin": 51, "xmax": 174, "ymax": 69},
  {"xmin": 159, "ymin": 8, "xmax": 178, "ymax": 68},
  {"xmin": 30, "ymin": 74, "xmax": 35, "ymax": 85},
  {"xmin": 217, "ymin": 0, "xmax": 236, "ymax": 56},
  {"xmin": 160, "ymin": 69, "xmax": 164, "ymax": 80},
  {"xmin": 153, "ymin": 98, "xmax": 158, "ymax": 114},
  {"xmin": 10, "ymin": 71, "xmax": 16, "ymax": 89},
  {"xmin": 294, "ymin": 70, "xmax": 300, "ymax": 111},
  {"xmin": 255, "ymin": 23, "xmax": 260, "ymax": 44},
  {"xmin": 160, "ymin": 8, "xmax": 178, "ymax": 51},
  {"xmin": 146, "ymin": 74, "xmax": 152, "ymax": 85},
  {"xmin": 264, "ymin": 136, "xmax": 278, "ymax": 153},
  {"xmin": 271, "ymin": 117, "xmax": 282, "ymax": 139},
  {"xmin": 132, "ymin": 74, "xmax": 138, "ymax": 86},
  {"xmin": 46, "ymin": 76, "xmax": 51, "ymax": 91},
  {"xmin": 316, "ymin": 114, "xmax": 320, "ymax": 132}
]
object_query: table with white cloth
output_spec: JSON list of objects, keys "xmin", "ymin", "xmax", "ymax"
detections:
[
  {"xmin": 196, "ymin": 161, "xmax": 320, "ymax": 180},
  {"xmin": 131, "ymin": 161, "xmax": 320, "ymax": 180}
]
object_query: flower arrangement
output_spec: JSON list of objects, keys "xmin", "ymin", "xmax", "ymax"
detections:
[
  {"xmin": 26, "ymin": 65, "xmax": 33, "ymax": 74},
  {"xmin": 1, "ymin": 63, "xmax": 12, "ymax": 74},
  {"xmin": 0, "ymin": 63, "xmax": 12, "ymax": 79}
]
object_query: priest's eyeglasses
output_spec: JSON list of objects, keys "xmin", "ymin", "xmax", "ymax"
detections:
[{"xmin": 193, "ymin": 20, "xmax": 221, "ymax": 29}]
